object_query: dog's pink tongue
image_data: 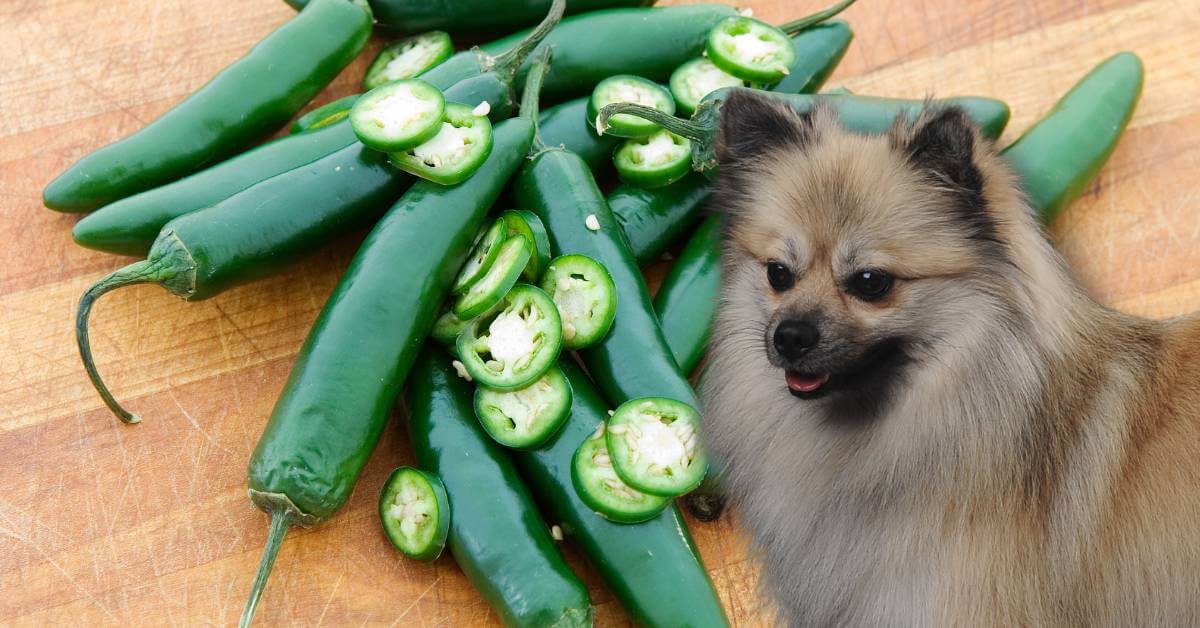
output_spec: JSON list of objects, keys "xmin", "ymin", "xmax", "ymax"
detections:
[{"xmin": 786, "ymin": 371, "xmax": 830, "ymax": 393}]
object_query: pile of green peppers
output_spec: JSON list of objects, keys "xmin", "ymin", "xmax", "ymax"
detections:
[{"xmin": 51, "ymin": 0, "xmax": 1144, "ymax": 623}]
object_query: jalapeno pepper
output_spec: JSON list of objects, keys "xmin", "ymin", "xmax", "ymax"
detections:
[
  {"xmin": 1004, "ymin": 51, "xmax": 1143, "ymax": 222},
  {"xmin": 236, "ymin": 49, "xmax": 553, "ymax": 626},
  {"xmin": 704, "ymin": 0, "xmax": 855, "ymax": 85},
  {"xmin": 501, "ymin": 209, "xmax": 552, "ymax": 282},
  {"xmin": 43, "ymin": 0, "xmax": 372, "ymax": 213},
  {"xmin": 537, "ymin": 98, "xmax": 619, "ymax": 173},
  {"xmin": 572, "ymin": 423, "xmax": 669, "ymax": 523},
  {"xmin": 362, "ymin": 31, "xmax": 455, "ymax": 91},
  {"xmin": 613, "ymin": 130, "xmax": 694, "ymax": 188},
  {"xmin": 70, "ymin": 3, "xmax": 562, "ymax": 256},
  {"xmin": 605, "ymin": 397, "xmax": 708, "ymax": 497},
  {"xmin": 510, "ymin": 362, "xmax": 729, "ymax": 625},
  {"xmin": 597, "ymin": 89, "xmax": 1012, "ymax": 176},
  {"xmin": 350, "ymin": 79, "xmax": 447, "ymax": 152},
  {"xmin": 287, "ymin": 0, "xmax": 650, "ymax": 34},
  {"xmin": 474, "ymin": 364, "xmax": 573, "ymax": 449},
  {"xmin": 378, "ymin": 467, "xmax": 450, "ymax": 562},
  {"xmin": 587, "ymin": 75, "xmax": 676, "ymax": 138},
  {"xmin": 670, "ymin": 58, "xmax": 745, "ymax": 117},
  {"xmin": 408, "ymin": 348, "xmax": 593, "ymax": 626},
  {"xmin": 388, "ymin": 102, "xmax": 495, "ymax": 185},
  {"xmin": 540, "ymin": 254, "xmax": 617, "ymax": 350},
  {"xmin": 608, "ymin": 174, "xmax": 710, "ymax": 266},
  {"xmin": 453, "ymin": 236, "xmax": 532, "ymax": 319},
  {"xmin": 456, "ymin": 284, "xmax": 563, "ymax": 390},
  {"xmin": 453, "ymin": 218, "xmax": 507, "ymax": 294},
  {"xmin": 291, "ymin": 95, "xmax": 359, "ymax": 135}
]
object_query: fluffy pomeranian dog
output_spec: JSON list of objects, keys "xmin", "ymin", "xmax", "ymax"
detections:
[{"xmin": 700, "ymin": 89, "xmax": 1200, "ymax": 626}]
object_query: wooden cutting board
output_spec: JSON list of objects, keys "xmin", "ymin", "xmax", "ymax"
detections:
[{"xmin": 2, "ymin": 0, "xmax": 1197, "ymax": 624}]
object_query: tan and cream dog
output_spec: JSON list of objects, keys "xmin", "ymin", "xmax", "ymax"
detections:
[{"xmin": 700, "ymin": 89, "xmax": 1200, "ymax": 626}]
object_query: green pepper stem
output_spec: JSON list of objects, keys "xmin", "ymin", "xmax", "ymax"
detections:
[
  {"xmin": 596, "ymin": 103, "xmax": 709, "ymax": 145},
  {"xmin": 524, "ymin": 46, "xmax": 554, "ymax": 150},
  {"xmin": 76, "ymin": 259, "xmax": 177, "ymax": 424},
  {"xmin": 489, "ymin": 0, "xmax": 564, "ymax": 80},
  {"xmin": 777, "ymin": 0, "xmax": 857, "ymax": 35},
  {"xmin": 239, "ymin": 510, "xmax": 294, "ymax": 628}
]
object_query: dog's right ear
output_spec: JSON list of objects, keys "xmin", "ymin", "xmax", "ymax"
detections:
[{"xmin": 715, "ymin": 89, "xmax": 816, "ymax": 168}]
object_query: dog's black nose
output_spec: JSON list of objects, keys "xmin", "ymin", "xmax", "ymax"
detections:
[{"xmin": 774, "ymin": 320, "xmax": 819, "ymax": 359}]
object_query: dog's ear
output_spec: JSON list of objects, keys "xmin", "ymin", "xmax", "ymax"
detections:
[
  {"xmin": 715, "ymin": 89, "xmax": 817, "ymax": 168},
  {"xmin": 896, "ymin": 106, "xmax": 986, "ymax": 209}
]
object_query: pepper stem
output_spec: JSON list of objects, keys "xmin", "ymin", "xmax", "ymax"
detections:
[
  {"xmin": 777, "ymin": 0, "xmax": 857, "ymax": 35},
  {"xmin": 523, "ymin": 46, "xmax": 554, "ymax": 151},
  {"xmin": 489, "ymin": 0, "xmax": 565, "ymax": 80},
  {"xmin": 239, "ymin": 509, "xmax": 294, "ymax": 628},
  {"xmin": 596, "ymin": 103, "xmax": 709, "ymax": 144},
  {"xmin": 76, "ymin": 259, "xmax": 176, "ymax": 424}
]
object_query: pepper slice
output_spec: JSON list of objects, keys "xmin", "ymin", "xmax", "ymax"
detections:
[
  {"xmin": 389, "ymin": 102, "xmax": 494, "ymax": 185},
  {"xmin": 351, "ymin": 79, "xmax": 446, "ymax": 152},
  {"xmin": 363, "ymin": 31, "xmax": 455, "ymax": 91},
  {"xmin": 540, "ymin": 254, "xmax": 617, "ymax": 350},
  {"xmin": 613, "ymin": 130, "xmax": 693, "ymax": 189},
  {"xmin": 453, "ymin": 218, "xmax": 507, "ymax": 295},
  {"xmin": 475, "ymin": 364, "xmax": 573, "ymax": 449},
  {"xmin": 291, "ymin": 95, "xmax": 359, "ymax": 134},
  {"xmin": 669, "ymin": 58, "xmax": 743, "ymax": 116},
  {"xmin": 706, "ymin": 16, "xmax": 797, "ymax": 84},
  {"xmin": 501, "ymin": 209, "xmax": 552, "ymax": 282},
  {"xmin": 587, "ymin": 75, "xmax": 675, "ymax": 138},
  {"xmin": 457, "ymin": 284, "xmax": 562, "ymax": 390},
  {"xmin": 454, "ymin": 236, "xmax": 532, "ymax": 319},
  {"xmin": 378, "ymin": 467, "xmax": 451, "ymax": 562},
  {"xmin": 606, "ymin": 397, "xmax": 708, "ymax": 497},
  {"xmin": 572, "ymin": 422, "xmax": 670, "ymax": 523}
]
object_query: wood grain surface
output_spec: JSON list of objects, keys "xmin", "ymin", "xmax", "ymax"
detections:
[{"xmin": 2, "ymin": 0, "xmax": 1198, "ymax": 625}]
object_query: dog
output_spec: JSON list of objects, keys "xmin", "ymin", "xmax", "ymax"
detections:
[{"xmin": 699, "ymin": 88, "xmax": 1200, "ymax": 626}]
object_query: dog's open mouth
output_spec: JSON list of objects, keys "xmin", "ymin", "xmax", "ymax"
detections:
[{"xmin": 785, "ymin": 371, "xmax": 831, "ymax": 398}]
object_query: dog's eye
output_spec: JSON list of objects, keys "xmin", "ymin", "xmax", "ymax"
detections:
[
  {"xmin": 766, "ymin": 261, "xmax": 794, "ymax": 292},
  {"xmin": 847, "ymin": 270, "xmax": 894, "ymax": 301}
]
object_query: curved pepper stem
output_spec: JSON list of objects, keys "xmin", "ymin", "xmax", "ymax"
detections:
[
  {"xmin": 76, "ymin": 260, "xmax": 175, "ymax": 424},
  {"xmin": 239, "ymin": 509, "xmax": 293, "ymax": 628},
  {"xmin": 524, "ymin": 47, "xmax": 554, "ymax": 151},
  {"xmin": 488, "ymin": 0, "xmax": 564, "ymax": 80},
  {"xmin": 596, "ymin": 103, "xmax": 709, "ymax": 144},
  {"xmin": 777, "ymin": 0, "xmax": 857, "ymax": 35}
]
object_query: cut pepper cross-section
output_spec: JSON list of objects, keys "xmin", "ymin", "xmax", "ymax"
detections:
[
  {"xmin": 378, "ymin": 467, "xmax": 451, "ymax": 562},
  {"xmin": 614, "ymin": 130, "xmax": 693, "ymax": 189},
  {"xmin": 350, "ymin": 79, "xmax": 446, "ymax": 152},
  {"xmin": 475, "ymin": 364, "xmax": 573, "ymax": 449},
  {"xmin": 540, "ymin": 254, "xmax": 617, "ymax": 350},
  {"xmin": 454, "ymin": 235, "xmax": 531, "ymax": 319},
  {"xmin": 605, "ymin": 397, "xmax": 708, "ymax": 497},
  {"xmin": 389, "ymin": 102, "xmax": 494, "ymax": 185},
  {"xmin": 572, "ymin": 422, "xmax": 670, "ymax": 524},
  {"xmin": 363, "ymin": 31, "xmax": 455, "ymax": 91},
  {"xmin": 706, "ymin": 16, "xmax": 797, "ymax": 84},
  {"xmin": 588, "ymin": 75, "xmax": 675, "ymax": 139},
  {"xmin": 457, "ymin": 284, "xmax": 562, "ymax": 390}
]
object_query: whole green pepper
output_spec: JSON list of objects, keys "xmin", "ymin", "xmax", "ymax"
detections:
[
  {"xmin": 408, "ymin": 348, "xmax": 593, "ymax": 627},
  {"xmin": 654, "ymin": 215, "xmax": 720, "ymax": 374},
  {"xmin": 1004, "ymin": 52, "xmax": 1143, "ymax": 221},
  {"xmin": 74, "ymin": 70, "xmax": 528, "ymax": 425},
  {"xmin": 238, "ymin": 51, "xmax": 548, "ymax": 627},
  {"xmin": 511, "ymin": 361, "xmax": 729, "ymax": 626},
  {"xmin": 538, "ymin": 98, "xmax": 618, "ymax": 172},
  {"xmin": 43, "ymin": 0, "xmax": 372, "ymax": 213},
  {"xmin": 70, "ymin": 4, "xmax": 563, "ymax": 256},
  {"xmin": 285, "ymin": 0, "xmax": 651, "ymax": 33}
]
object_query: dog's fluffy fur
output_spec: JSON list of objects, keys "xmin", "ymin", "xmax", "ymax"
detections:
[{"xmin": 701, "ymin": 89, "xmax": 1200, "ymax": 626}]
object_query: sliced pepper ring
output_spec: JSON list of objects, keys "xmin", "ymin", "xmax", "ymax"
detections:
[
  {"xmin": 540, "ymin": 254, "xmax": 617, "ymax": 350},
  {"xmin": 378, "ymin": 466, "xmax": 450, "ymax": 562},
  {"xmin": 613, "ymin": 130, "xmax": 693, "ymax": 189},
  {"xmin": 501, "ymin": 209, "xmax": 551, "ymax": 283},
  {"xmin": 605, "ymin": 397, "xmax": 708, "ymax": 497},
  {"xmin": 456, "ymin": 284, "xmax": 562, "ymax": 391},
  {"xmin": 363, "ymin": 31, "xmax": 454, "ymax": 91},
  {"xmin": 453, "ymin": 218, "xmax": 506, "ymax": 295},
  {"xmin": 291, "ymin": 94, "xmax": 359, "ymax": 135},
  {"xmin": 706, "ymin": 16, "xmax": 797, "ymax": 85},
  {"xmin": 572, "ymin": 422, "xmax": 670, "ymax": 524},
  {"xmin": 587, "ymin": 75, "xmax": 676, "ymax": 139},
  {"xmin": 389, "ymin": 102, "xmax": 494, "ymax": 185},
  {"xmin": 669, "ymin": 58, "xmax": 744, "ymax": 116},
  {"xmin": 474, "ymin": 364, "xmax": 573, "ymax": 449},
  {"xmin": 350, "ymin": 78, "xmax": 446, "ymax": 152},
  {"xmin": 454, "ymin": 235, "xmax": 532, "ymax": 319}
]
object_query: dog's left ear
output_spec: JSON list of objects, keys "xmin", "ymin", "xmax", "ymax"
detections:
[
  {"xmin": 715, "ymin": 88, "xmax": 817, "ymax": 168},
  {"xmin": 896, "ymin": 106, "xmax": 985, "ymax": 206}
]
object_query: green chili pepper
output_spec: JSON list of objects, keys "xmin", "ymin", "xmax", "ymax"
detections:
[
  {"xmin": 604, "ymin": 397, "xmax": 708, "ymax": 497},
  {"xmin": 1004, "ymin": 51, "xmax": 1143, "ymax": 222},
  {"xmin": 408, "ymin": 348, "xmax": 593, "ymax": 626},
  {"xmin": 290, "ymin": 95, "xmax": 360, "ymax": 135},
  {"xmin": 587, "ymin": 75, "xmax": 676, "ymax": 138},
  {"xmin": 70, "ymin": 3, "xmax": 562, "ymax": 257},
  {"xmin": 453, "ymin": 237, "xmax": 532, "ymax": 319},
  {"xmin": 377, "ymin": 466, "xmax": 450, "ymax": 562},
  {"xmin": 43, "ymin": 0, "xmax": 372, "ymax": 213},
  {"xmin": 501, "ymin": 209, "xmax": 552, "ymax": 282},
  {"xmin": 598, "ymin": 89, "xmax": 1012, "ymax": 176},
  {"xmin": 514, "ymin": 112, "xmax": 699, "ymax": 419},
  {"xmin": 572, "ymin": 423, "xmax": 670, "ymax": 523},
  {"xmin": 540, "ymin": 254, "xmax": 618, "ymax": 350},
  {"xmin": 453, "ymin": 218, "xmax": 508, "ymax": 294},
  {"xmin": 654, "ymin": 215, "xmax": 721, "ymax": 374},
  {"xmin": 388, "ymin": 102, "xmax": 496, "ymax": 185},
  {"xmin": 511, "ymin": 362, "xmax": 730, "ymax": 625},
  {"xmin": 235, "ymin": 48, "xmax": 551, "ymax": 627},
  {"xmin": 286, "ymin": 0, "xmax": 650, "ymax": 33},
  {"xmin": 456, "ymin": 284, "xmax": 564, "ymax": 390},
  {"xmin": 613, "ymin": 130, "xmax": 694, "ymax": 188},
  {"xmin": 704, "ymin": 0, "xmax": 855, "ymax": 85},
  {"xmin": 537, "ymin": 98, "xmax": 618, "ymax": 172},
  {"xmin": 350, "ymin": 79, "xmax": 447, "ymax": 152},
  {"xmin": 362, "ymin": 31, "xmax": 455, "ymax": 91},
  {"xmin": 474, "ymin": 364, "xmax": 573, "ymax": 449},
  {"xmin": 480, "ymin": 3, "xmax": 739, "ymax": 101}
]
